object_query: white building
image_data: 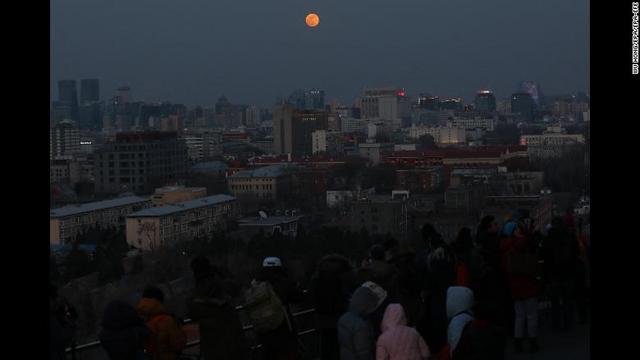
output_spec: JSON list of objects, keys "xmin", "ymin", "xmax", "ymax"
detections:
[
  {"xmin": 407, "ymin": 126, "xmax": 466, "ymax": 145},
  {"xmin": 447, "ymin": 116, "xmax": 495, "ymax": 131},
  {"xmin": 312, "ymin": 130, "xmax": 328, "ymax": 154}
]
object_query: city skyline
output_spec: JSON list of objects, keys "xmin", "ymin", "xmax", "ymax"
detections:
[
  {"xmin": 52, "ymin": 78, "xmax": 588, "ymax": 110},
  {"xmin": 51, "ymin": 0, "xmax": 589, "ymax": 108}
]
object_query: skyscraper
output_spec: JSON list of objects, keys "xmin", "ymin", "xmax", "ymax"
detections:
[
  {"xmin": 518, "ymin": 81, "xmax": 542, "ymax": 106},
  {"xmin": 288, "ymin": 88, "xmax": 325, "ymax": 111},
  {"xmin": 474, "ymin": 90, "xmax": 497, "ymax": 112},
  {"xmin": 57, "ymin": 80, "xmax": 79, "ymax": 122},
  {"xmin": 80, "ymin": 79, "xmax": 100, "ymax": 104},
  {"xmin": 116, "ymin": 86, "xmax": 131, "ymax": 104},
  {"xmin": 273, "ymin": 104, "xmax": 328, "ymax": 155},
  {"xmin": 511, "ymin": 92, "xmax": 535, "ymax": 122}
]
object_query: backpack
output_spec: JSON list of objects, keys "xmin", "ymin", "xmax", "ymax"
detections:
[{"xmin": 244, "ymin": 281, "xmax": 287, "ymax": 333}]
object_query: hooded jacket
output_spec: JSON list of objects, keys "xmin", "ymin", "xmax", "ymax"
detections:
[
  {"xmin": 338, "ymin": 284, "xmax": 385, "ymax": 360},
  {"xmin": 446, "ymin": 287, "xmax": 474, "ymax": 355},
  {"xmin": 376, "ymin": 304, "xmax": 430, "ymax": 360},
  {"xmin": 100, "ymin": 300, "xmax": 150, "ymax": 360},
  {"xmin": 136, "ymin": 298, "xmax": 183, "ymax": 360}
]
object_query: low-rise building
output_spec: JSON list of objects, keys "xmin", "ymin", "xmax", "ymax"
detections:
[
  {"xmin": 50, "ymin": 196, "xmax": 151, "ymax": 245},
  {"xmin": 126, "ymin": 194, "xmax": 238, "ymax": 251},
  {"xmin": 326, "ymin": 188, "xmax": 375, "ymax": 208},
  {"xmin": 520, "ymin": 133, "xmax": 585, "ymax": 159},
  {"xmin": 447, "ymin": 116, "xmax": 496, "ymax": 131},
  {"xmin": 349, "ymin": 195, "xmax": 408, "ymax": 239},
  {"xmin": 407, "ymin": 126, "xmax": 466, "ymax": 145},
  {"xmin": 396, "ymin": 167, "xmax": 443, "ymax": 193},
  {"xmin": 237, "ymin": 215, "xmax": 303, "ymax": 237},
  {"xmin": 359, "ymin": 142, "xmax": 394, "ymax": 165},
  {"xmin": 228, "ymin": 164, "xmax": 291, "ymax": 201}
]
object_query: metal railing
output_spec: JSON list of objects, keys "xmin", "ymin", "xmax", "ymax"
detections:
[{"xmin": 65, "ymin": 305, "xmax": 317, "ymax": 358}]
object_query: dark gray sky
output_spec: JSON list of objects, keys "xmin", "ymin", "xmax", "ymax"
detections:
[{"xmin": 51, "ymin": 0, "xmax": 588, "ymax": 108}]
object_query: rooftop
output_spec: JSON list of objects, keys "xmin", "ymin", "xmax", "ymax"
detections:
[
  {"xmin": 128, "ymin": 194, "xmax": 235, "ymax": 217},
  {"xmin": 154, "ymin": 186, "xmax": 206, "ymax": 194},
  {"xmin": 231, "ymin": 164, "xmax": 287, "ymax": 178},
  {"xmin": 50, "ymin": 196, "xmax": 149, "ymax": 218},
  {"xmin": 191, "ymin": 161, "xmax": 229, "ymax": 173}
]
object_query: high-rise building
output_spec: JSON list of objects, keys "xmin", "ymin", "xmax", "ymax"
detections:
[
  {"xmin": 80, "ymin": 79, "xmax": 100, "ymax": 104},
  {"xmin": 360, "ymin": 87, "xmax": 409, "ymax": 127},
  {"xmin": 116, "ymin": 86, "xmax": 131, "ymax": 104},
  {"xmin": 94, "ymin": 131, "xmax": 189, "ymax": 194},
  {"xmin": 288, "ymin": 88, "xmax": 325, "ymax": 111},
  {"xmin": 417, "ymin": 94, "xmax": 440, "ymax": 110},
  {"xmin": 50, "ymin": 119, "xmax": 81, "ymax": 160},
  {"xmin": 474, "ymin": 90, "xmax": 497, "ymax": 113},
  {"xmin": 245, "ymin": 106, "xmax": 262, "ymax": 127},
  {"xmin": 78, "ymin": 101, "xmax": 103, "ymax": 130},
  {"xmin": 182, "ymin": 130, "xmax": 223, "ymax": 161},
  {"xmin": 273, "ymin": 104, "xmax": 328, "ymax": 156},
  {"xmin": 52, "ymin": 101, "xmax": 73, "ymax": 124},
  {"xmin": 57, "ymin": 80, "xmax": 79, "ymax": 122},
  {"xmin": 518, "ymin": 81, "xmax": 542, "ymax": 106},
  {"xmin": 511, "ymin": 92, "xmax": 535, "ymax": 122},
  {"xmin": 439, "ymin": 98, "xmax": 464, "ymax": 111},
  {"xmin": 214, "ymin": 96, "xmax": 246, "ymax": 129}
]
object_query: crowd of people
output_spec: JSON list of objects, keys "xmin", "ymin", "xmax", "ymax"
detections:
[{"xmin": 50, "ymin": 209, "xmax": 590, "ymax": 360}]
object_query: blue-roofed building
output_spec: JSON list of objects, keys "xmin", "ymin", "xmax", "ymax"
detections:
[
  {"xmin": 50, "ymin": 196, "xmax": 151, "ymax": 245},
  {"xmin": 126, "ymin": 194, "xmax": 238, "ymax": 251},
  {"xmin": 227, "ymin": 164, "xmax": 291, "ymax": 201}
]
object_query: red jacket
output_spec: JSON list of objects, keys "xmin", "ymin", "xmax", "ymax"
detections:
[{"xmin": 500, "ymin": 236, "xmax": 540, "ymax": 300}]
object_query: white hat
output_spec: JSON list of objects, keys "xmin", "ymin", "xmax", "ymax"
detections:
[{"xmin": 262, "ymin": 257, "xmax": 282, "ymax": 267}]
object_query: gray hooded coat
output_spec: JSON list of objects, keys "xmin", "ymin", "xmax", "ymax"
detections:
[{"xmin": 338, "ymin": 285, "xmax": 383, "ymax": 360}]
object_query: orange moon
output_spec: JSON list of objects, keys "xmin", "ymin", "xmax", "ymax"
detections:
[{"xmin": 305, "ymin": 13, "xmax": 320, "ymax": 27}]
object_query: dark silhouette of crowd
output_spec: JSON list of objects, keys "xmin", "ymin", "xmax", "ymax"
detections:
[{"xmin": 53, "ymin": 209, "xmax": 590, "ymax": 360}]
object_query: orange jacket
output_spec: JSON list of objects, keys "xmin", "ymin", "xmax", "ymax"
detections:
[{"xmin": 136, "ymin": 298, "xmax": 185, "ymax": 360}]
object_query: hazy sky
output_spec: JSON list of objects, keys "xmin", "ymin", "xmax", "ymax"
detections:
[{"xmin": 51, "ymin": 0, "xmax": 589, "ymax": 108}]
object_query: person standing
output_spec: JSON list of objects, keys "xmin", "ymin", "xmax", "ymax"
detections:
[
  {"xmin": 186, "ymin": 256, "xmax": 250, "ymax": 360},
  {"xmin": 376, "ymin": 303, "xmax": 430, "ymax": 360}
]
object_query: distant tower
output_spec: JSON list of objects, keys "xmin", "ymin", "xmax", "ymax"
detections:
[
  {"xmin": 474, "ymin": 90, "xmax": 497, "ymax": 112},
  {"xmin": 80, "ymin": 79, "xmax": 100, "ymax": 104},
  {"xmin": 116, "ymin": 86, "xmax": 131, "ymax": 104},
  {"xmin": 518, "ymin": 81, "xmax": 542, "ymax": 106},
  {"xmin": 511, "ymin": 92, "xmax": 535, "ymax": 122},
  {"xmin": 57, "ymin": 80, "xmax": 79, "ymax": 122}
]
